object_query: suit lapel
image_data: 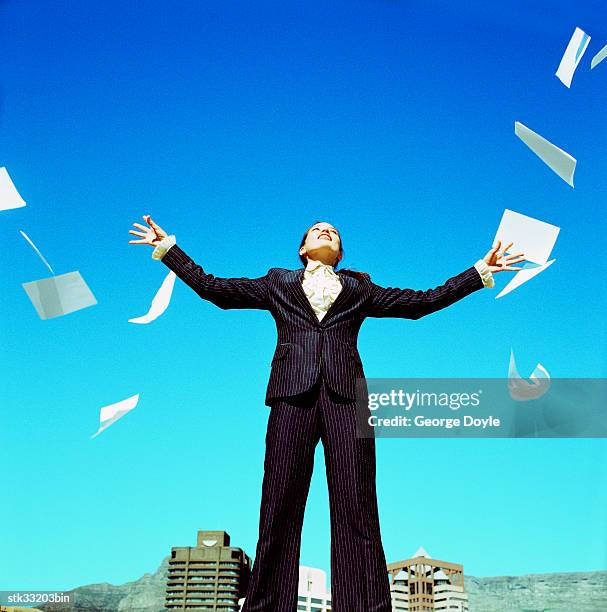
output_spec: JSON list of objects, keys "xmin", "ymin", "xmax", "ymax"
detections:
[
  {"xmin": 320, "ymin": 271, "xmax": 356, "ymax": 326},
  {"xmin": 285, "ymin": 269, "xmax": 321, "ymax": 325},
  {"xmin": 284, "ymin": 268, "xmax": 357, "ymax": 327}
]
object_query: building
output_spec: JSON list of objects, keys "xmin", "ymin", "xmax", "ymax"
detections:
[
  {"xmin": 388, "ymin": 547, "xmax": 469, "ymax": 611},
  {"xmin": 297, "ymin": 566, "xmax": 332, "ymax": 611},
  {"xmin": 165, "ymin": 529, "xmax": 251, "ymax": 611},
  {"xmin": 238, "ymin": 565, "xmax": 332, "ymax": 611}
]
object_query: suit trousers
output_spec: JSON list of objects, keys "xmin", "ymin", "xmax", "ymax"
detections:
[{"xmin": 241, "ymin": 373, "xmax": 392, "ymax": 612}]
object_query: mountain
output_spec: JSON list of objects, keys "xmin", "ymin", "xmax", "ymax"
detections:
[
  {"xmin": 465, "ymin": 571, "xmax": 607, "ymax": 611},
  {"xmin": 37, "ymin": 558, "xmax": 606, "ymax": 611},
  {"xmin": 37, "ymin": 557, "xmax": 169, "ymax": 612}
]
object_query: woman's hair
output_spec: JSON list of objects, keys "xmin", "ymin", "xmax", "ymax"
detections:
[{"xmin": 298, "ymin": 221, "xmax": 371, "ymax": 282}]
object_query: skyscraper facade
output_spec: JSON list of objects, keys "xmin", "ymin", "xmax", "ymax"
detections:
[
  {"xmin": 165, "ymin": 530, "xmax": 251, "ymax": 611},
  {"xmin": 388, "ymin": 547, "xmax": 469, "ymax": 612},
  {"xmin": 297, "ymin": 566, "xmax": 332, "ymax": 611}
]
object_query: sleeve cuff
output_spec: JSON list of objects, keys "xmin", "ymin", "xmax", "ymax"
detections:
[
  {"xmin": 152, "ymin": 235, "xmax": 176, "ymax": 260},
  {"xmin": 474, "ymin": 259, "xmax": 495, "ymax": 288}
]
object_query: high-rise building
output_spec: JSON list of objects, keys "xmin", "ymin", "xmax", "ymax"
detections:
[
  {"xmin": 388, "ymin": 547, "xmax": 469, "ymax": 612},
  {"xmin": 165, "ymin": 530, "xmax": 251, "ymax": 611},
  {"xmin": 297, "ymin": 566, "xmax": 332, "ymax": 611},
  {"xmin": 237, "ymin": 565, "xmax": 332, "ymax": 611}
]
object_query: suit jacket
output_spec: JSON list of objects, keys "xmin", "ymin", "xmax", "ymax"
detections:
[{"xmin": 161, "ymin": 245, "xmax": 485, "ymax": 406}]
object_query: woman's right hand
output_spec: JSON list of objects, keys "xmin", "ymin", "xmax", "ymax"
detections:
[{"xmin": 128, "ymin": 215, "xmax": 168, "ymax": 248}]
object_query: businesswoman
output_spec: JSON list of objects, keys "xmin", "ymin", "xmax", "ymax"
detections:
[{"xmin": 129, "ymin": 216, "xmax": 523, "ymax": 612}]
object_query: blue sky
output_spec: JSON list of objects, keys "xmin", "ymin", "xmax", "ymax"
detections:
[{"xmin": 1, "ymin": 0, "xmax": 606, "ymax": 590}]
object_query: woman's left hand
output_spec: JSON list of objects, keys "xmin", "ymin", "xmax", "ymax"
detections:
[{"xmin": 483, "ymin": 241, "xmax": 525, "ymax": 273}]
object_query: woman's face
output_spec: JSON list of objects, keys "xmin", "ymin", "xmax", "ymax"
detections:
[{"xmin": 299, "ymin": 222, "xmax": 342, "ymax": 265}]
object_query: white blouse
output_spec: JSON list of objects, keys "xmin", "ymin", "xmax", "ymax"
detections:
[{"xmin": 302, "ymin": 258, "xmax": 343, "ymax": 321}]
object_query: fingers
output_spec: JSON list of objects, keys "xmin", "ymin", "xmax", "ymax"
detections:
[
  {"xmin": 493, "ymin": 240, "xmax": 514, "ymax": 255},
  {"xmin": 129, "ymin": 224, "xmax": 153, "ymax": 246},
  {"xmin": 144, "ymin": 214, "xmax": 161, "ymax": 230},
  {"xmin": 497, "ymin": 242, "xmax": 514, "ymax": 259},
  {"xmin": 504, "ymin": 252, "xmax": 524, "ymax": 259},
  {"xmin": 129, "ymin": 216, "xmax": 164, "ymax": 247},
  {"xmin": 491, "ymin": 264, "xmax": 523, "ymax": 273},
  {"xmin": 484, "ymin": 240, "xmax": 502, "ymax": 262},
  {"xmin": 487, "ymin": 240, "xmax": 501, "ymax": 257}
]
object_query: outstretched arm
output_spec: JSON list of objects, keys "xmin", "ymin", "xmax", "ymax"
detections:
[
  {"xmin": 365, "ymin": 263, "xmax": 486, "ymax": 319},
  {"xmin": 129, "ymin": 216, "xmax": 270, "ymax": 310},
  {"xmin": 364, "ymin": 242, "xmax": 524, "ymax": 320}
]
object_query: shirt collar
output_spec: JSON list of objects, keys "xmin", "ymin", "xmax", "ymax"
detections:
[{"xmin": 305, "ymin": 258, "xmax": 337, "ymax": 274}]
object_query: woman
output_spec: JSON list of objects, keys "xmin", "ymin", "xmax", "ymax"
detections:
[{"xmin": 129, "ymin": 216, "xmax": 523, "ymax": 612}]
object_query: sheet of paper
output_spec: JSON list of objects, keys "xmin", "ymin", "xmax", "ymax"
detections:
[
  {"xmin": 493, "ymin": 209, "xmax": 560, "ymax": 265},
  {"xmin": 591, "ymin": 43, "xmax": 607, "ymax": 69},
  {"xmin": 22, "ymin": 271, "xmax": 97, "ymax": 319},
  {"xmin": 19, "ymin": 230, "xmax": 55, "ymax": 274},
  {"xmin": 496, "ymin": 259, "xmax": 556, "ymax": 299},
  {"xmin": 91, "ymin": 393, "xmax": 140, "ymax": 439},
  {"xmin": 515, "ymin": 122, "xmax": 576, "ymax": 187},
  {"xmin": 555, "ymin": 26, "xmax": 590, "ymax": 87},
  {"xmin": 128, "ymin": 270, "xmax": 176, "ymax": 324},
  {"xmin": 0, "ymin": 167, "xmax": 26, "ymax": 211},
  {"xmin": 508, "ymin": 349, "xmax": 550, "ymax": 401}
]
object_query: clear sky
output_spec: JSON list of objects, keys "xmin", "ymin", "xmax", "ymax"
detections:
[{"xmin": 1, "ymin": 0, "xmax": 606, "ymax": 590}]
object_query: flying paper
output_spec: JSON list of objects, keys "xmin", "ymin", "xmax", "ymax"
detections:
[
  {"xmin": 19, "ymin": 230, "xmax": 55, "ymax": 274},
  {"xmin": 496, "ymin": 259, "xmax": 556, "ymax": 299},
  {"xmin": 515, "ymin": 122, "xmax": 576, "ymax": 187},
  {"xmin": 0, "ymin": 167, "xmax": 26, "ymax": 211},
  {"xmin": 22, "ymin": 271, "xmax": 97, "ymax": 319},
  {"xmin": 20, "ymin": 230, "xmax": 97, "ymax": 318},
  {"xmin": 493, "ymin": 209, "xmax": 559, "ymax": 299},
  {"xmin": 494, "ymin": 209, "xmax": 559, "ymax": 265},
  {"xmin": 591, "ymin": 44, "xmax": 607, "ymax": 69},
  {"xmin": 555, "ymin": 27, "xmax": 590, "ymax": 87},
  {"xmin": 129, "ymin": 270, "xmax": 176, "ymax": 324},
  {"xmin": 508, "ymin": 349, "xmax": 550, "ymax": 401},
  {"xmin": 91, "ymin": 393, "xmax": 140, "ymax": 439}
]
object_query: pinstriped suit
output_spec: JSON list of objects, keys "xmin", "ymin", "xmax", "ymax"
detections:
[{"xmin": 159, "ymin": 244, "xmax": 485, "ymax": 611}]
